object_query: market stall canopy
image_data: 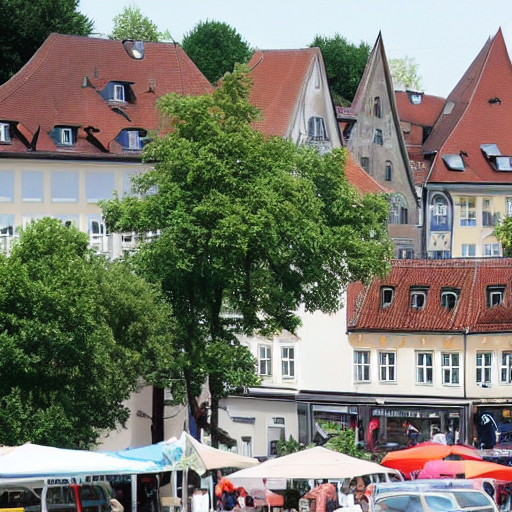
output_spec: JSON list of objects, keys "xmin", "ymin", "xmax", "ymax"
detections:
[
  {"xmin": 117, "ymin": 431, "xmax": 259, "ymax": 476},
  {"xmin": 381, "ymin": 443, "xmax": 482, "ymax": 478},
  {"xmin": 418, "ymin": 459, "xmax": 512, "ymax": 481},
  {"xmin": 0, "ymin": 443, "xmax": 161, "ymax": 478},
  {"xmin": 228, "ymin": 446, "xmax": 397, "ymax": 483}
]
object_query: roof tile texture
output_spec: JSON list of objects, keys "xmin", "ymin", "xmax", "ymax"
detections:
[
  {"xmin": 349, "ymin": 258, "xmax": 512, "ymax": 333},
  {"xmin": 0, "ymin": 34, "xmax": 213, "ymax": 156},
  {"xmin": 248, "ymin": 48, "xmax": 319, "ymax": 138},
  {"xmin": 395, "ymin": 92, "xmax": 445, "ymax": 128},
  {"xmin": 425, "ymin": 30, "xmax": 512, "ymax": 184}
]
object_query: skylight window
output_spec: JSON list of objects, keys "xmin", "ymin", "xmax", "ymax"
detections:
[
  {"xmin": 381, "ymin": 287, "xmax": 394, "ymax": 308},
  {"xmin": 495, "ymin": 156, "xmax": 512, "ymax": 171},
  {"xmin": 442, "ymin": 154, "xmax": 465, "ymax": 171},
  {"xmin": 481, "ymin": 143, "xmax": 501, "ymax": 158}
]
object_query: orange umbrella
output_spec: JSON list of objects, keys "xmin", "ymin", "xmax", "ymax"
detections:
[
  {"xmin": 418, "ymin": 459, "xmax": 512, "ymax": 481},
  {"xmin": 381, "ymin": 443, "xmax": 482, "ymax": 478}
]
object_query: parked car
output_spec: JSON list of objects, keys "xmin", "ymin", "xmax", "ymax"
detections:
[{"xmin": 362, "ymin": 479, "xmax": 498, "ymax": 512}]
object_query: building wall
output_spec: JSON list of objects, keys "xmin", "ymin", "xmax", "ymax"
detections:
[
  {"xmin": 0, "ymin": 157, "xmax": 146, "ymax": 237},
  {"xmin": 218, "ymin": 396, "xmax": 298, "ymax": 457},
  {"xmin": 347, "ymin": 51, "xmax": 420, "ymax": 258},
  {"xmin": 426, "ymin": 186, "xmax": 508, "ymax": 258},
  {"xmin": 288, "ymin": 56, "xmax": 341, "ymax": 152}
]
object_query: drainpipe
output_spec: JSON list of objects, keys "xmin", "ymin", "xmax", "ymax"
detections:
[{"xmin": 464, "ymin": 328, "xmax": 469, "ymax": 400}]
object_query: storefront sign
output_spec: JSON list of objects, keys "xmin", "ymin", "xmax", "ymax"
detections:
[{"xmin": 372, "ymin": 408, "xmax": 440, "ymax": 419}]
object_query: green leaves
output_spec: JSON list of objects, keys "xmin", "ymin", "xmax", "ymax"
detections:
[
  {"xmin": 0, "ymin": 218, "xmax": 176, "ymax": 448},
  {"xmin": 310, "ymin": 34, "xmax": 370, "ymax": 105},
  {"xmin": 109, "ymin": 5, "xmax": 160, "ymax": 42},
  {"xmin": 182, "ymin": 21, "xmax": 252, "ymax": 84},
  {"xmin": 102, "ymin": 66, "xmax": 392, "ymax": 428}
]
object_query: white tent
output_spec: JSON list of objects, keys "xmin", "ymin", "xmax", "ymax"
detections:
[
  {"xmin": 0, "ymin": 443, "xmax": 161, "ymax": 478},
  {"xmin": 228, "ymin": 446, "xmax": 397, "ymax": 486}
]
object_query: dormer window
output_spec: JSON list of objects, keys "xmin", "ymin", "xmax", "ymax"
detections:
[
  {"xmin": 50, "ymin": 126, "xmax": 76, "ymax": 146},
  {"xmin": 0, "ymin": 123, "xmax": 11, "ymax": 143},
  {"xmin": 116, "ymin": 129, "xmax": 148, "ymax": 151},
  {"xmin": 61, "ymin": 127, "xmax": 73, "ymax": 145},
  {"xmin": 480, "ymin": 144, "xmax": 512, "ymax": 171},
  {"xmin": 441, "ymin": 288, "xmax": 460, "ymax": 310},
  {"xmin": 487, "ymin": 285, "xmax": 505, "ymax": 308},
  {"xmin": 381, "ymin": 287, "xmax": 394, "ymax": 308},
  {"xmin": 410, "ymin": 287, "xmax": 428, "ymax": 310},
  {"xmin": 114, "ymin": 84, "xmax": 125, "ymax": 102},
  {"xmin": 442, "ymin": 154, "xmax": 465, "ymax": 171}
]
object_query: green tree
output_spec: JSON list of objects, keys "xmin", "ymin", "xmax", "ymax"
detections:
[
  {"xmin": 182, "ymin": 20, "xmax": 252, "ymax": 84},
  {"xmin": 0, "ymin": 0, "xmax": 93, "ymax": 84},
  {"xmin": 494, "ymin": 218, "xmax": 512, "ymax": 256},
  {"xmin": 310, "ymin": 34, "xmax": 370, "ymax": 105},
  {"xmin": 0, "ymin": 218, "xmax": 176, "ymax": 448},
  {"xmin": 101, "ymin": 65, "xmax": 392, "ymax": 446},
  {"xmin": 389, "ymin": 55, "xmax": 423, "ymax": 91},
  {"xmin": 109, "ymin": 5, "xmax": 160, "ymax": 42}
]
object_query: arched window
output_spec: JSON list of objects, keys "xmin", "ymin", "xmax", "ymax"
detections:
[
  {"xmin": 374, "ymin": 97, "xmax": 381, "ymax": 118},
  {"xmin": 385, "ymin": 161, "xmax": 392, "ymax": 181},
  {"xmin": 389, "ymin": 193, "xmax": 408, "ymax": 225},
  {"xmin": 430, "ymin": 194, "xmax": 449, "ymax": 231}
]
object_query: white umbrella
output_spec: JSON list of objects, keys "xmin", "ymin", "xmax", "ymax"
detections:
[
  {"xmin": 0, "ymin": 443, "xmax": 161, "ymax": 478},
  {"xmin": 228, "ymin": 446, "xmax": 397, "ymax": 483}
]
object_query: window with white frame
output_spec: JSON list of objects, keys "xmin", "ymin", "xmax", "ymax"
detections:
[
  {"xmin": 482, "ymin": 198, "xmax": 496, "ymax": 226},
  {"xmin": 476, "ymin": 352, "xmax": 492, "ymax": 385},
  {"xmin": 114, "ymin": 83, "xmax": 125, "ymax": 102},
  {"xmin": 258, "ymin": 345, "xmax": 271, "ymax": 376},
  {"xmin": 241, "ymin": 437, "xmax": 252, "ymax": 457},
  {"xmin": 487, "ymin": 285, "xmax": 505, "ymax": 307},
  {"xmin": 410, "ymin": 288, "xmax": 428, "ymax": 310},
  {"xmin": 507, "ymin": 198, "xmax": 512, "ymax": 217},
  {"xmin": 0, "ymin": 123, "xmax": 10, "ymax": 143},
  {"xmin": 431, "ymin": 194, "xmax": 449, "ymax": 231},
  {"xmin": 379, "ymin": 352, "xmax": 396, "ymax": 382},
  {"xmin": 307, "ymin": 116, "xmax": 327, "ymax": 141},
  {"xmin": 501, "ymin": 352, "xmax": 512, "ymax": 384},
  {"xmin": 442, "ymin": 353, "xmax": 460, "ymax": 385},
  {"xmin": 416, "ymin": 352, "xmax": 433, "ymax": 384},
  {"xmin": 462, "ymin": 244, "xmax": 476, "ymax": 257},
  {"xmin": 381, "ymin": 287, "xmax": 394, "ymax": 308},
  {"xmin": 441, "ymin": 289, "xmax": 459, "ymax": 310},
  {"xmin": 460, "ymin": 197, "xmax": 476, "ymax": 226},
  {"xmin": 281, "ymin": 346, "xmax": 295, "ymax": 379},
  {"xmin": 354, "ymin": 350, "xmax": 370, "ymax": 382},
  {"xmin": 484, "ymin": 243, "xmax": 500, "ymax": 257},
  {"xmin": 60, "ymin": 127, "xmax": 73, "ymax": 145},
  {"xmin": 128, "ymin": 130, "xmax": 141, "ymax": 150}
]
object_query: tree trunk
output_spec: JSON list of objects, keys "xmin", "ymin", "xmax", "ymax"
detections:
[
  {"xmin": 210, "ymin": 396, "xmax": 219, "ymax": 448},
  {"xmin": 152, "ymin": 386, "xmax": 165, "ymax": 444}
]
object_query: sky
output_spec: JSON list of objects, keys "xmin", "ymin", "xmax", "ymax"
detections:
[{"xmin": 78, "ymin": 0, "xmax": 512, "ymax": 99}]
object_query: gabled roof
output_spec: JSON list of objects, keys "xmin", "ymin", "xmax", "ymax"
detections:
[
  {"xmin": 351, "ymin": 33, "xmax": 418, "ymax": 203},
  {"xmin": 348, "ymin": 258, "xmax": 512, "ymax": 334},
  {"xmin": 345, "ymin": 151, "xmax": 390, "ymax": 195},
  {"xmin": 247, "ymin": 48, "xmax": 323, "ymax": 138},
  {"xmin": 0, "ymin": 34, "xmax": 213, "ymax": 157},
  {"xmin": 424, "ymin": 29, "xmax": 512, "ymax": 184},
  {"xmin": 395, "ymin": 92, "xmax": 445, "ymax": 128}
]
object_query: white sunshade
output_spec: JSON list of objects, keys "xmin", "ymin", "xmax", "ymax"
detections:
[
  {"xmin": 162, "ymin": 432, "xmax": 259, "ymax": 475},
  {"xmin": 0, "ymin": 443, "xmax": 161, "ymax": 478},
  {"xmin": 228, "ymin": 446, "xmax": 396, "ymax": 483}
]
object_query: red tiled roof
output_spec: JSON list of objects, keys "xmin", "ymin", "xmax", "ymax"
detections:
[
  {"xmin": 424, "ymin": 29, "xmax": 512, "ymax": 184},
  {"xmin": 395, "ymin": 91, "xmax": 445, "ymax": 127},
  {"xmin": 345, "ymin": 152, "xmax": 390, "ymax": 195},
  {"xmin": 349, "ymin": 258, "xmax": 512, "ymax": 333},
  {"xmin": 0, "ymin": 34, "xmax": 213, "ymax": 157},
  {"xmin": 248, "ymin": 48, "xmax": 320, "ymax": 137}
]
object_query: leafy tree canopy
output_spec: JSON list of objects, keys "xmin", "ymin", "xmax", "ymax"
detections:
[
  {"xmin": 389, "ymin": 55, "xmax": 423, "ymax": 91},
  {"xmin": 310, "ymin": 34, "xmax": 370, "ymax": 106},
  {"xmin": 0, "ymin": 0, "xmax": 93, "ymax": 84},
  {"xmin": 0, "ymin": 218, "xmax": 176, "ymax": 448},
  {"xmin": 182, "ymin": 20, "xmax": 252, "ymax": 84},
  {"xmin": 101, "ymin": 65, "xmax": 392, "ymax": 445},
  {"xmin": 109, "ymin": 5, "xmax": 160, "ymax": 42},
  {"xmin": 494, "ymin": 219, "xmax": 512, "ymax": 257}
]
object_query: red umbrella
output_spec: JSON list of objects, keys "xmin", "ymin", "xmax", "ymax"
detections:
[
  {"xmin": 418, "ymin": 459, "xmax": 512, "ymax": 481},
  {"xmin": 381, "ymin": 443, "xmax": 482, "ymax": 478}
]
